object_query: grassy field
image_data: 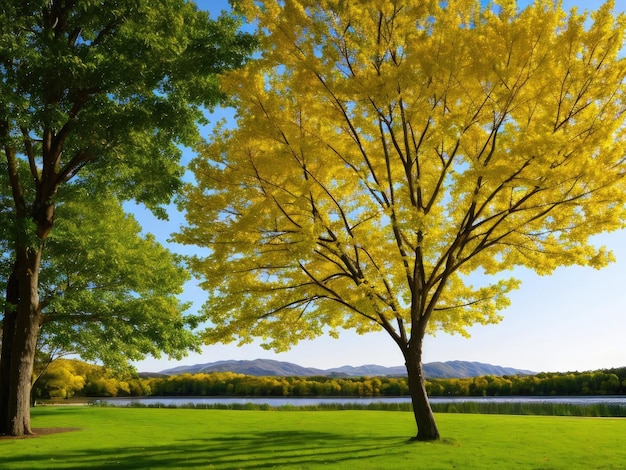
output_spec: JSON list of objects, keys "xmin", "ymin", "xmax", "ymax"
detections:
[{"xmin": 1, "ymin": 407, "xmax": 625, "ymax": 469}]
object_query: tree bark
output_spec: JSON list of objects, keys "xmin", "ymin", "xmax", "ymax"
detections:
[
  {"xmin": 0, "ymin": 262, "xmax": 19, "ymax": 435},
  {"xmin": 0, "ymin": 308, "xmax": 17, "ymax": 435},
  {"xmin": 2, "ymin": 248, "xmax": 42, "ymax": 436},
  {"xmin": 404, "ymin": 338, "xmax": 440, "ymax": 441}
]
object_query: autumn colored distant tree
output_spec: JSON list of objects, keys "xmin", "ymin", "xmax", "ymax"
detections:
[
  {"xmin": 177, "ymin": 0, "xmax": 626, "ymax": 440},
  {"xmin": 31, "ymin": 359, "xmax": 89, "ymax": 400},
  {"xmin": 0, "ymin": 0, "xmax": 254, "ymax": 436}
]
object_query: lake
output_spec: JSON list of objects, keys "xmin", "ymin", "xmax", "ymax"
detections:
[{"xmin": 94, "ymin": 395, "xmax": 626, "ymax": 407}]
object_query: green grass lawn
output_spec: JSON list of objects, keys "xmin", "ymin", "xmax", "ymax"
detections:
[{"xmin": 1, "ymin": 407, "xmax": 625, "ymax": 469}]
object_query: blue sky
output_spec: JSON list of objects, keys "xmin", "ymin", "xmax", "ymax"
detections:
[{"xmin": 133, "ymin": 0, "xmax": 626, "ymax": 373}]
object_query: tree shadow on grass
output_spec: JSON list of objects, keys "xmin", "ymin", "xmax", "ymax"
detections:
[{"xmin": 2, "ymin": 429, "xmax": 396, "ymax": 469}]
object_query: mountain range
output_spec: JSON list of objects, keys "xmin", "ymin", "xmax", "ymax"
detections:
[{"xmin": 156, "ymin": 358, "xmax": 535, "ymax": 379}]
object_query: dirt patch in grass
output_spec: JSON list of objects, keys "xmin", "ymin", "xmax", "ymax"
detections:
[{"xmin": 0, "ymin": 427, "xmax": 81, "ymax": 440}]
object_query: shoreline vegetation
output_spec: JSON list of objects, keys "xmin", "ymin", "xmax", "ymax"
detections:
[
  {"xmin": 33, "ymin": 359, "xmax": 626, "ymax": 403},
  {"xmin": 36, "ymin": 397, "xmax": 626, "ymax": 418},
  {"xmin": 33, "ymin": 359, "xmax": 626, "ymax": 416}
]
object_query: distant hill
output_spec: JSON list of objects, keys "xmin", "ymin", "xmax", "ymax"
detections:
[
  {"xmin": 157, "ymin": 358, "xmax": 534, "ymax": 378},
  {"xmin": 161, "ymin": 359, "xmax": 326, "ymax": 377},
  {"xmin": 423, "ymin": 361, "xmax": 535, "ymax": 378}
]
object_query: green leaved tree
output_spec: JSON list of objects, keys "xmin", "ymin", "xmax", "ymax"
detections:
[
  {"xmin": 0, "ymin": 0, "xmax": 254, "ymax": 435},
  {"xmin": 176, "ymin": 0, "xmax": 626, "ymax": 440},
  {"xmin": 34, "ymin": 188, "xmax": 199, "ymax": 368}
]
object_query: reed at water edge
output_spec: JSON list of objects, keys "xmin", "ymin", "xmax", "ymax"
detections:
[{"xmin": 90, "ymin": 399, "xmax": 626, "ymax": 417}]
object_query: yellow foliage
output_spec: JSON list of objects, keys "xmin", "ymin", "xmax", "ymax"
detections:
[
  {"xmin": 34, "ymin": 359, "xmax": 89, "ymax": 399},
  {"xmin": 179, "ymin": 1, "xmax": 626, "ymax": 353}
]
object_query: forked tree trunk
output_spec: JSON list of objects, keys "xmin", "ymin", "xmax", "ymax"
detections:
[
  {"xmin": 404, "ymin": 338, "xmax": 440, "ymax": 441},
  {"xmin": 1, "ymin": 249, "xmax": 42, "ymax": 436}
]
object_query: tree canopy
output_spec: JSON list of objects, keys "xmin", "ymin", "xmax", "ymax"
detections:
[
  {"xmin": 34, "ymin": 188, "xmax": 200, "ymax": 369},
  {"xmin": 0, "ymin": 0, "xmax": 254, "ymax": 219},
  {"xmin": 0, "ymin": 0, "xmax": 255, "ymax": 435},
  {"xmin": 177, "ymin": 0, "xmax": 626, "ymax": 440}
]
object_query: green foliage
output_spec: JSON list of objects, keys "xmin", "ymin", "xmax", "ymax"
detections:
[
  {"xmin": 138, "ymin": 368, "xmax": 626, "ymax": 399},
  {"xmin": 144, "ymin": 373, "xmax": 400, "ymax": 398},
  {"xmin": 426, "ymin": 368, "xmax": 626, "ymax": 397},
  {"xmin": 1, "ymin": 0, "xmax": 255, "ymax": 213},
  {"xmin": 0, "ymin": 0, "xmax": 255, "ymax": 400},
  {"xmin": 35, "ymin": 188, "xmax": 201, "ymax": 368},
  {"xmin": 0, "ymin": 0, "xmax": 256, "ymax": 436},
  {"xmin": 43, "ymin": 358, "xmax": 626, "ymax": 400}
]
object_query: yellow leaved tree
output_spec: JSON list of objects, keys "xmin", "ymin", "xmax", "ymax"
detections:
[{"xmin": 177, "ymin": 0, "xmax": 626, "ymax": 440}]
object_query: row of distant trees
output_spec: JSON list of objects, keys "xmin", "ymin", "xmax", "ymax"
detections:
[{"xmin": 32, "ymin": 359, "xmax": 626, "ymax": 400}]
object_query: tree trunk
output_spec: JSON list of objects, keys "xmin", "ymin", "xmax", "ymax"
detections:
[
  {"xmin": 0, "ymin": 308, "xmax": 17, "ymax": 435},
  {"xmin": 2, "ymin": 248, "xmax": 42, "ymax": 436},
  {"xmin": 404, "ymin": 339, "xmax": 440, "ymax": 441},
  {"xmin": 0, "ymin": 262, "xmax": 19, "ymax": 435}
]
